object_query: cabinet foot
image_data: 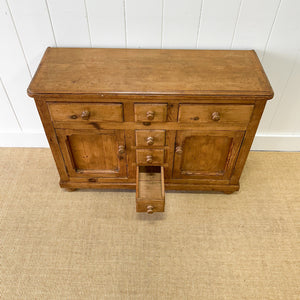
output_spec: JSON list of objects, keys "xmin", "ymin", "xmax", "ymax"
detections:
[
  {"xmin": 223, "ymin": 190, "xmax": 235, "ymax": 194},
  {"xmin": 65, "ymin": 188, "xmax": 77, "ymax": 192}
]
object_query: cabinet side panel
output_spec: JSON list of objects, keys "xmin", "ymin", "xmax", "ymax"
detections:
[
  {"xmin": 230, "ymin": 100, "xmax": 267, "ymax": 184},
  {"xmin": 34, "ymin": 99, "xmax": 69, "ymax": 181}
]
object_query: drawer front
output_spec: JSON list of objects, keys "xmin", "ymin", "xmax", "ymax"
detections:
[
  {"xmin": 136, "ymin": 130, "xmax": 166, "ymax": 147},
  {"xmin": 136, "ymin": 149, "xmax": 164, "ymax": 165},
  {"xmin": 136, "ymin": 166, "xmax": 165, "ymax": 213},
  {"xmin": 48, "ymin": 103, "xmax": 123, "ymax": 122},
  {"xmin": 134, "ymin": 104, "xmax": 167, "ymax": 122},
  {"xmin": 178, "ymin": 104, "xmax": 253, "ymax": 127}
]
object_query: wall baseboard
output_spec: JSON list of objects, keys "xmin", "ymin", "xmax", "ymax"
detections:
[
  {"xmin": 0, "ymin": 132, "xmax": 299, "ymax": 151},
  {"xmin": 251, "ymin": 134, "xmax": 300, "ymax": 151}
]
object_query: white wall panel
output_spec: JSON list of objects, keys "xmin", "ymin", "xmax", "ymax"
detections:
[
  {"xmin": 162, "ymin": 0, "xmax": 202, "ymax": 49},
  {"xmin": 257, "ymin": 0, "xmax": 300, "ymax": 134},
  {"xmin": 0, "ymin": 0, "xmax": 42, "ymax": 131},
  {"xmin": 270, "ymin": 52, "xmax": 300, "ymax": 133},
  {"xmin": 0, "ymin": 78, "xmax": 20, "ymax": 132},
  {"xmin": 231, "ymin": 0, "xmax": 281, "ymax": 59},
  {"xmin": 197, "ymin": 0, "xmax": 242, "ymax": 49},
  {"xmin": 7, "ymin": 0, "xmax": 55, "ymax": 75},
  {"xmin": 46, "ymin": 0, "xmax": 91, "ymax": 46},
  {"xmin": 85, "ymin": 0, "xmax": 126, "ymax": 47},
  {"xmin": 0, "ymin": 0, "xmax": 299, "ymax": 149},
  {"xmin": 126, "ymin": 0, "xmax": 163, "ymax": 48}
]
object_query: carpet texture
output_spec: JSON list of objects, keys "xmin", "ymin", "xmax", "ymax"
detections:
[{"xmin": 0, "ymin": 148, "xmax": 299, "ymax": 299}]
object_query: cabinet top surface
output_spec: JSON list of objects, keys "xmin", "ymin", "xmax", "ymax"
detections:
[{"xmin": 28, "ymin": 48, "xmax": 273, "ymax": 99}]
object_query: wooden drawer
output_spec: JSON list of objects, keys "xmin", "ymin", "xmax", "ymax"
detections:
[
  {"xmin": 136, "ymin": 130, "xmax": 166, "ymax": 147},
  {"xmin": 48, "ymin": 103, "xmax": 123, "ymax": 122},
  {"xmin": 136, "ymin": 166, "xmax": 165, "ymax": 213},
  {"xmin": 178, "ymin": 104, "xmax": 253, "ymax": 127},
  {"xmin": 136, "ymin": 149, "xmax": 164, "ymax": 165},
  {"xmin": 134, "ymin": 104, "xmax": 167, "ymax": 122}
]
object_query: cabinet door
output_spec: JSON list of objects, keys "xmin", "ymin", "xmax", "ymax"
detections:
[
  {"xmin": 173, "ymin": 131, "xmax": 244, "ymax": 180},
  {"xmin": 56, "ymin": 129, "xmax": 127, "ymax": 178}
]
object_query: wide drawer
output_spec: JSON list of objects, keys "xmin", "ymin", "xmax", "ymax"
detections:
[
  {"xmin": 136, "ymin": 166, "xmax": 165, "ymax": 213},
  {"xmin": 134, "ymin": 104, "xmax": 167, "ymax": 122},
  {"xmin": 178, "ymin": 104, "xmax": 253, "ymax": 127},
  {"xmin": 136, "ymin": 130, "xmax": 166, "ymax": 147},
  {"xmin": 48, "ymin": 103, "xmax": 123, "ymax": 122},
  {"xmin": 136, "ymin": 149, "xmax": 164, "ymax": 165}
]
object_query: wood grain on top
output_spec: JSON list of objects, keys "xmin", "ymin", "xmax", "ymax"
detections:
[{"xmin": 28, "ymin": 48, "xmax": 273, "ymax": 98}]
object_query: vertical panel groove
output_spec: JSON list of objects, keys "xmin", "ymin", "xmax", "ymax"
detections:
[
  {"xmin": 160, "ymin": 0, "xmax": 165, "ymax": 48},
  {"xmin": 261, "ymin": 0, "xmax": 282, "ymax": 61},
  {"xmin": 123, "ymin": 0, "xmax": 128, "ymax": 47},
  {"xmin": 0, "ymin": 77, "xmax": 22, "ymax": 131},
  {"xmin": 196, "ymin": 0, "xmax": 204, "ymax": 48},
  {"xmin": 83, "ymin": 0, "xmax": 92, "ymax": 47},
  {"xmin": 44, "ymin": 0, "xmax": 57, "ymax": 46},
  {"xmin": 5, "ymin": 0, "xmax": 32, "ymax": 77},
  {"xmin": 230, "ymin": 0, "xmax": 243, "ymax": 49}
]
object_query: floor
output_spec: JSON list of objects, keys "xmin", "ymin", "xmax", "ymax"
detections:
[{"xmin": 1, "ymin": 148, "xmax": 299, "ymax": 299}]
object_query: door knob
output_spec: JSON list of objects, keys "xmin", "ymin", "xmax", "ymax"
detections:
[
  {"xmin": 146, "ymin": 136, "xmax": 154, "ymax": 145},
  {"xmin": 118, "ymin": 145, "xmax": 125, "ymax": 154},
  {"xmin": 147, "ymin": 205, "xmax": 154, "ymax": 214},
  {"xmin": 146, "ymin": 111, "xmax": 154, "ymax": 120},
  {"xmin": 175, "ymin": 146, "xmax": 183, "ymax": 154},
  {"xmin": 81, "ymin": 110, "xmax": 90, "ymax": 120},
  {"xmin": 211, "ymin": 111, "xmax": 220, "ymax": 121},
  {"xmin": 146, "ymin": 155, "xmax": 153, "ymax": 164}
]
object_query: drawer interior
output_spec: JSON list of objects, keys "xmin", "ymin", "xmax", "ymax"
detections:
[{"xmin": 136, "ymin": 166, "xmax": 165, "ymax": 213}]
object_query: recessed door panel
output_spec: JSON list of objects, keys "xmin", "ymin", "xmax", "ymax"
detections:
[
  {"xmin": 173, "ymin": 131, "xmax": 244, "ymax": 180},
  {"xmin": 57, "ymin": 129, "xmax": 127, "ymax": 178}
]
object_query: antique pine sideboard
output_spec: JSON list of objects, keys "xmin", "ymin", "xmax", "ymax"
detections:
[{"xmin": 28, "ymin": 48, "xmax": 273, "ymax": 214}]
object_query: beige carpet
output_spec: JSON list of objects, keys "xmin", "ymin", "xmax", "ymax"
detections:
[{"xmin": 0, "ymin": 148, "xmax": 299, "ymax": 299}]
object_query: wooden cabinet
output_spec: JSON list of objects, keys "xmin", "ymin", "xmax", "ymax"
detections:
[{"xmin": 28, "ymin": 48, "xmax": 273, "ymax": 213}]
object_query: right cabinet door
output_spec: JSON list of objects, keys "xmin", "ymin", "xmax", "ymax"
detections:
[{"xmin": 173, "ymin": 130, "xmax": 244, "ymax": 180}]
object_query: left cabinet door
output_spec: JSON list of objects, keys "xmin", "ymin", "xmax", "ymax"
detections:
[{"xmin": 56, "ymin": 129, "xmax": 127, "ymax": 178}]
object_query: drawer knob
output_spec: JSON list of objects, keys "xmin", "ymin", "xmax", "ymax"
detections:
[
  {"xmin": 175, "ymin": 146, "xmax": 183, "ymax": 154},
  {"xmin": 146, "ymin": 155, "xmax": 153, "ymax": 164},
  {"xmin": 146, "ymin": 136, "xmax": 154, "ymax": 146},
  {"xmin": 146, "ymin": 111, "xmax": 155, "ymax": 120},
  {"xmin": 81, "ymin": 110, "xmax": 90, "ymax": 120},
  {"xmin": 211, "ymin": 111, "xmax": 220, "ymax": 121},
  {"xmin": 147, "ymin": 205, "xmax": 154, "ymax": 214},
  {"xmin": 118, "ymin": 145, "xmax": 125, "ymax": 154}
]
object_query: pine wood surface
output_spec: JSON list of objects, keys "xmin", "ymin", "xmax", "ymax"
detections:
[
  {"xmin": 28, "ymin": 48, "xmax": 273, "ymax": 98},
  {"xmin": 28, "ymin": 48, "xmax": 274, "ymax": 213}
]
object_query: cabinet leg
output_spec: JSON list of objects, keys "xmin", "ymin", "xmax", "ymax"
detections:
[
  {"xmin": 65, "ymin": 188, "xmax": 78, "ymax": 192},
  {"xmin": 223, "ymin": 190, "xmax": 235, "ymax": 194}
]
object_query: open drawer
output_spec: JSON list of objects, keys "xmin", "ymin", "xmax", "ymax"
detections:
[{"xmin": 136, "ymin": 166, "xmax": 165, "ymax": 213}]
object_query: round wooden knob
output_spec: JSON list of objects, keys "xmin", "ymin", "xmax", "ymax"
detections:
[
  {"xmin": 118, "ymin": 145, "xmax": 125, "ymax": 154},
  {"xmin": 146, "ymin": 111, "xmax": 154, "ymax": 120},
  {"xmin": 147, "ymin": 205, "xmax": 154, "ymax": 214},
  {"xmin": 175, "ymin": 146, "xmax": 183, "ymax": 154},
  {"xmin": 211, "ymin": 111, "xmax": 220, "ymax": 121},
  {"xmin": 146, "ymin": 155, "xmax": 153, "ymax": 164},
  {"xmin": 146, "ymin": 136, "xmax": 154, "ymax": 146},
  {"xmin": 81, "ymin": 110, "xmax": 90, "ymax": 120}
]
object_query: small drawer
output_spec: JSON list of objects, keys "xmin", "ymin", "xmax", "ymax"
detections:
[
  {"xmin": 136, "ymin": 130, "xmax": 166, "ymax": 147},
  {"xmin": 178, "ymin": 104, "xmax": 253, "ymax": 127},
  {"xmin": 136, "ymin": 166, "xmax": 165, "ymax": 213},
  {"xmin": 134, "ymin": 104, "xmax": 167, "ymax": 122},
  {"xmin": 136, "ymin": 149, "xmax": 164, "ymax": 165},
  {"xmin": 48, "ymin": 103, "xmax": 123, "ymax": 122}
]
